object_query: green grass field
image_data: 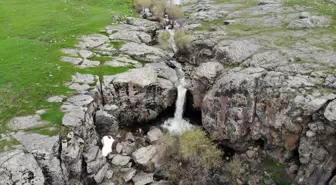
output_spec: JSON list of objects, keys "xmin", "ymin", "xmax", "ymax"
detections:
[{"xmin": 0, "ymin": 0, "xmax": 134, "ymax": 134}]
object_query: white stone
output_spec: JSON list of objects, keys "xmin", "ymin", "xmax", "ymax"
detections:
[{"xmin": 102, "ymin": 135, "xmax": 115, "ymax": 157}]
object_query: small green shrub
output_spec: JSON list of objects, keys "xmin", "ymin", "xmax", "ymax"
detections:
[
  {"xmin": 157, "ymin": 129, "xmax": 223, "ymax": 185},
  {"xmin": 152, "ymin": 0, "xmax": 166, "ymax": 17},
  {"xmin": 152, "ymin": 4, "xmax": 165, "ymax": 18},
  {"xmin": 180, "ymin": 129, "xmax": 223, "ymax": 169},
  {"xmin": 166, "ymin": 6, "xmax": 182, "ymax": 20},
  {"xmin": 174, "ymin": 30, "xmax": 192, "ymax": 52},
  {"xmin": 158, "ymin": 31, "xmax": 171, "ymax": 50}
]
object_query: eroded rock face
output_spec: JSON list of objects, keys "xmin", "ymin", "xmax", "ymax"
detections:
[
  {"xmin": 201, "ymin": 67, "xmax": 336, "ymax": 183},
  {"xmin": 102, "ymin": 63, "xmax": 177, "ymax": 125}
]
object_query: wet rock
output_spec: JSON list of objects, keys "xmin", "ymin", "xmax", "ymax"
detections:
[
  {"xmin": 94, "ymin": 164, "xmax": 109, "ymax": 183},
  {"xmin": 288, "ymin": 16, "xmax": 331, "ymax": 29},
  {"xmin": 8, "ymin": 115, "xmax": 49, "ymax": 130},
  {"xmin": 132, "ymin": 145, "xmax": 157, "ymax": 165},
  {"xmin": 132, "ymin": 172, "xmax": 154, "ymax": 185},
  {"xmin": 112, "ymin": 155, "xmax": 131, "ymax": 166},
  {"xmin": 147, "ymin": 127, "xmax": 163, "ymax": 143},
  {"xmin": 0, "ymin": 150, "xmax": 45, "ymax": 185}
]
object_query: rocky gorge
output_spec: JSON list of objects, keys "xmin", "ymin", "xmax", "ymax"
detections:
[{"xmin": 1, "ymin": 0, "xmax": 336, "ymax": 185}]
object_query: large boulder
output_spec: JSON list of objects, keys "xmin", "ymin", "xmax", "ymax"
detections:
[
  {"xmin": 13, "ymin": 132, "xmax": 67, "ymax": 185},
  {"xmin": 0, "ymin": 150, "xmax": 45, "ymax": 185},
  {"xmin": 102, "ymin": 63, "xmax": 177, "ymax": 125},
  {"xmin": 191, "ymin": 62, "xmax": 224, "ymax": 109}
]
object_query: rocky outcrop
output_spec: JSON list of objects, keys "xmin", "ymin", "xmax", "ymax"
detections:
[
  {"xmin": 102, "ymin": 62, "xmax": 177, "ymax": 125},
  {"xmin": 191, "ymin": 62, "xmax": 224, "ymax": 109}
]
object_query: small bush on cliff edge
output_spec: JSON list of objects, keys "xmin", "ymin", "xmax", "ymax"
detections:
[
  {"xmin": 174, "ymin": 30, "xmax": 192, "ymax": 52},
  {"xmin": 158, "ymin": 31, "xmax": 171, "ymax": 50},
  {"xmin": 157, "ymin": 129, "xmax": 223, "ymax": 185}
]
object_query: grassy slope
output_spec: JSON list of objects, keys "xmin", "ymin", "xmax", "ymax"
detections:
[{"xmin": 0, "ymin": 0, "xmax": 133, "ymax": 132}]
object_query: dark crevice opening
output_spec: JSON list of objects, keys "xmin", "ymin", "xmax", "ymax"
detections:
[
  {"xmin": 120, "ymin": 105, "xmax": 175, "ymax": 134},
  {"xmin": 184, "ymin": 90, "xmax": 202, "ymax": 125}
]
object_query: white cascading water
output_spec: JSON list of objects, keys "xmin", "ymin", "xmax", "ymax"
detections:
[{"xmin": 162, "ymin": 69, "xmax": 193, "ymax": 134}]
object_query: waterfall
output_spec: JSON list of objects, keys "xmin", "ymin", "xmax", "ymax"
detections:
[
  {"xmin": 174, "ymin": 78, "xmax": 187, "ymax": 119},
  {"xmin": 162, "ymin": 69, "xmax": 193, "ymax": 134}
]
